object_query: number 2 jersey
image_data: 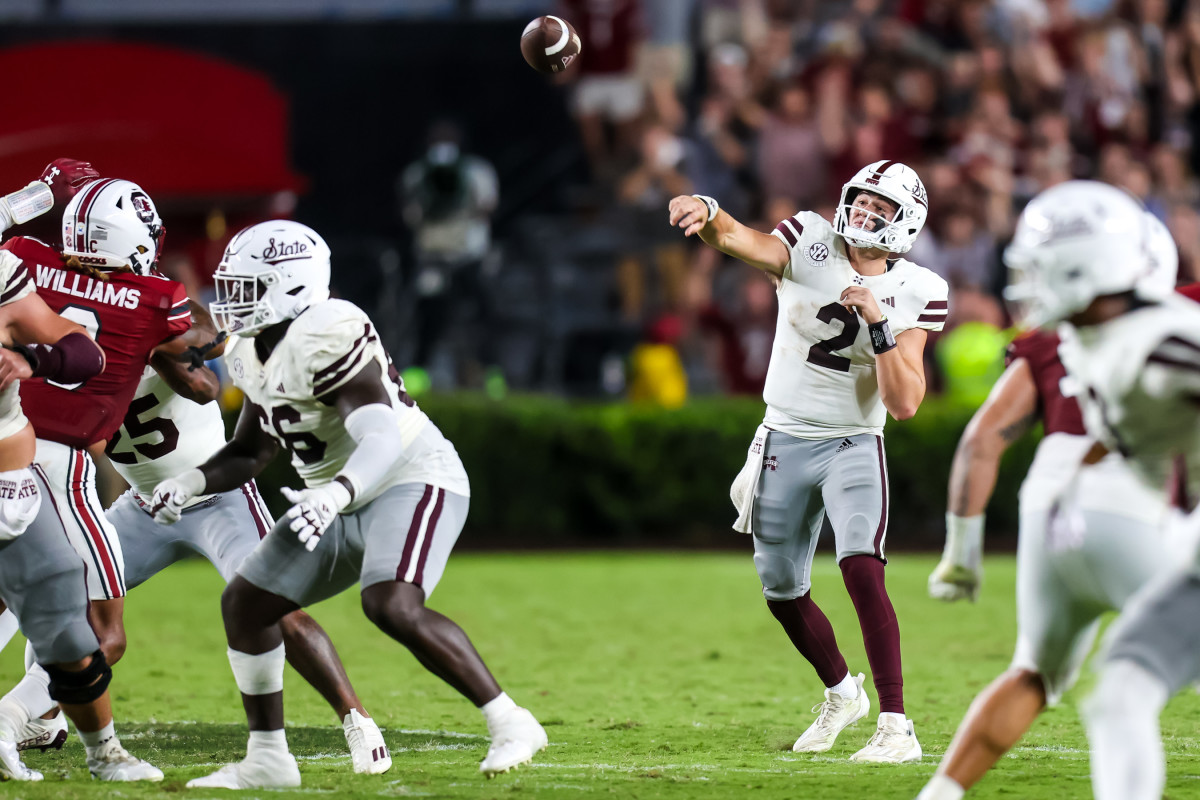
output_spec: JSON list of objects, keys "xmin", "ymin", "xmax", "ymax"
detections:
[
  {"xmin": 223, "ymin": 299, "xmax": 470, "ymax": 512},
  {"xmin": 1, "ymin": 236, "xmax": 191, "ymax": 448},
  {"xmin": 766, "ymin": 211, "xmax": 949, "ymax": 438}
]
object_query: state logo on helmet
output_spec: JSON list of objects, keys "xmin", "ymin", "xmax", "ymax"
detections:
[
  {"xmin": 211, "ymin": 220, "xmax": 332, "ymax": 337},
  {"xmin": 61, "ymin": 178, "xmax": 164, "ymax": 275},
  {"xmin": 1003, "ymin": 180, "xmax": 1151, "ymax": 328},
  {"xmin": 833, "ymin": 160, "xmax": 928, "ymax": 254}
]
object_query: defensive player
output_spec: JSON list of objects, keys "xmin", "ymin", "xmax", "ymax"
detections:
[
  {"xmin": 669, "ymin": 161, "xmax": 948, "ymax": 762},
  {"xmin": 150, "ymin": 221, "xmax": 546, "ymax": 788},
  {"xmin": 916, "ymin": 210, "xmax": 1177, "ymax": 800},
  {"xmin": 0, "ymin": 242, "xmax": 161, "ymax": 782},
  {"xmin": 0, "ymin": 164, "xmax": 387, "ymax": 776}
]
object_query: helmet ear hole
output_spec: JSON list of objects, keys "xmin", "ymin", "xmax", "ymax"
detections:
[{"xmin": 286, "ymin": 286, "xmax": 304, "ymax": 296}]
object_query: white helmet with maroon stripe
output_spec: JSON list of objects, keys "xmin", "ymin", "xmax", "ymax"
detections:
[
  {"xmin": 61, "ymin": 178, "xmax": 164, "ymax": 275},
  {"xmin": 833, "ymin": 160, "xmax": 928, "ymax": 254}
]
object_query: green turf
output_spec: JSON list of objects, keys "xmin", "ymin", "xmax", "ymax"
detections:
[{"xmin": 3, "ymin": 551, "xmax": 1199, "ymax": 799}]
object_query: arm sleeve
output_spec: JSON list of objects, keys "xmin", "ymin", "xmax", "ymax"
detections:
[
  {"xmin": 0, "ymin": 252, "xmax": 33, "ymax": 307},
  {"xmin": 164, "ymin": 283, "xmax": 191, "ymax": 338},
  {"xmin": 1142, "ymin": 334, "xmax": 1200, "ymax": 401},
  {"xmin": 336, "ymin": 402, "xmax": 404, "ymax": 501},
  {"xmin": 914, "ymin": 274, "xmax": 950, "ymax": 332}
]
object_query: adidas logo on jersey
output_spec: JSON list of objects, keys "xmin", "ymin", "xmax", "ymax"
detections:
[
  {"xmin": 276, "ymin": 382, "xmax": 285, "ymax": 393},
  {"xmin": 881, "ymin": 297, "xmax": 895, "ymax": 307},
  {"xmin": 835, "ymin": 438, "xmax": 856, "ymax": 453}
]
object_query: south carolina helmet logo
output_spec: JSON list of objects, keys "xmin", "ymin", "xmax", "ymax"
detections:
[{"xmin": 130, "ymin": 191, "xmax": 155, "ymax": 223}]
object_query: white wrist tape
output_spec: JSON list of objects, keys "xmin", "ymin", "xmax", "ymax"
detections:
[
  {"xmin": 692, "ymin": 194, "xmax": 719, "ymax": 222},
  {"xmin": 945, "ymin": 513, "xmax": 984, "ymax": 565},
  {"xmin": 227, "ymin": 643, "xmax": 285, "ymax": 696},
  {"xmin": 338, "ymin": 403, "xmax": 404, "ymax": 502},
  {"xmin": 3, "ymin": 183, "xmax": 53, "ymax": 226}
]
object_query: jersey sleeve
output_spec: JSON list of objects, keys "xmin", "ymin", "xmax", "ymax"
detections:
[
  {"xmin": 164, "ymin": 282, "xmax": 191, "ymax": 338},
  {"xmin": 769, "ymin": 211, "xmax": 827, "ymax": 283},
  {"xmin": 912, "ymin": 272, "xmax": 950, "ymax": 332},
  {"xmin": 302, "ymin": 302, "xmax": 381, "ymax": 399},
  {"xmin": 1142, "ymin": 333, "xmax": 1200, "ymax": 402},
  {"xmin": 0, "ymin": 251, "xmax": 34, "ymax": 307}
]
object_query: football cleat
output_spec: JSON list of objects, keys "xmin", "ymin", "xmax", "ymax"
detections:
[
  {"xmin": 86, "ymin": 738, "xmax": 164, "ymax": 782},
  {"xmin": 186, "ymin": 750, "xmax": 300, "ymax": 789},
  {"xmin": 17, "ymin": 710, "xmax": 67, "ymax": 752},
  {"xmin": 928, "ymin": 559, "xmax": 981, "ymax": 603},
  {"xmin": 343, "ymin": 709, "xmax": 391, "ymax": 775},
  {"xmin": 0, "ymin": 738, "xmax": 42, "ymax": 781},
  {"xmin": 480, "ymin": 706, "xmax": 547, "ymax": 777},
  {"xmin": 850, "ymin": 715, "xmax": 922, "ymax": 763},
  {"xmin": 793, "ymin": 673, "xmax": 870, "ymax": 753}
]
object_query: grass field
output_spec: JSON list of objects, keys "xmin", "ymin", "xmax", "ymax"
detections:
[{"xmin": 3, "ymin": 551, "xmax": 1199, "ymax": 799}]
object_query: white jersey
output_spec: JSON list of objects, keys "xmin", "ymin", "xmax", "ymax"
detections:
[
  {"xmin": 224, "ymin": 299, "xmax": 469, "ymax": 512},
  {"xmin": 106, "ymin": 367, "xmax": 227, "ymax": 508},
  {"xmin": 1058, "ymin": 294, "xmax": 1200, "ymax": 508},
  {"xmin": 0, "ymin": 250, "xmax": 36, "ymax": 441},
  {"xmin": 765, "ymin": 211, "xmax": 949, "ymax": 439}
]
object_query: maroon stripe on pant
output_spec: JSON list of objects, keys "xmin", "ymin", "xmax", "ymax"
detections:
[
  {"xmin": 413, "ymin": 488, "xmax": 446, "ymax": 587},
  {"xmin": 396, "ymin": 485, "xmax": 434, "ymax": 581},
  {"xmin": 873, "ymin": 436, "xmax": 888, "ymax": 559},
  {"xmin": 241, "ymin": 484, "xmax": 269, "ymax": 539}
]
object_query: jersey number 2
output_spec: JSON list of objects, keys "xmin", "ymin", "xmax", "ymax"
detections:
[
  {"xmin": 48, "ymin": 305, "xmax": 101, "ymax": 390},
  {"xmin": 806, "ymin": 303, "xmax": 860, "ymax": 373}
]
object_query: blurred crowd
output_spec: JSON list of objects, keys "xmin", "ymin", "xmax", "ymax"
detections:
[{"xmin": 543, "ymin": 0, "xmax": 1200, "ymax": 406}]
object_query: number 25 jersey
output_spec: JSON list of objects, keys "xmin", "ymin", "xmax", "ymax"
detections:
[
  {"xmin": 765, "ymin": 211, "xmax": 949, "ymax": 439},
  {"xmin": 224, "ymin": 299, "xmax": 470, "ymax": 512}
]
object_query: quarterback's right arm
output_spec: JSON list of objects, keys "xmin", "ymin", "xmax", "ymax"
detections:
[
  {"xmin": 669, "ymin": 195, "xmax": 788, "ymax": 279},
  {"xmin": 149, "ymin": 400, "xmax": 278, "ymax": 524},
  {"xmin": 0, "ymin": 287, "xmax": 105, "ymax": 391}
]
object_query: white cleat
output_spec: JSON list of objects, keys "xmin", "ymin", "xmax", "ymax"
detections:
[
  {"xmin": 850, "ymin": 715, "xmax": 922, "ymax": 763},
  {"xmin": 793, "ymin": 673, "xmax": 870, "ymax": 753},
  {"xmin": 87, "ymin": 738, "xmax": 164, "ymax": 782},
  {"xmin": 17, "ymin": 710, "xmax": 68, "ymax": 752},
  {"xmin": 928, "ymin": 559, "xmax": 981, "ymax": 603},
  {"xmin": 0, "ymin": 738, "xmax": 42, "ymax": 781},
  {"xmin": 344, "ymin": 709, "xmax": 391, "ymax": 775},
  {"xmin": 186, "ymin": 750, "xmax": 300, "ymax": 789},
  {"xmin": 480, "ymin": 707, "xmax": 547, "ymax": 777}
]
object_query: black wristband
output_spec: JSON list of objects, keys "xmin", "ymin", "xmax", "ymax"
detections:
[{"xmin": 868, "ymin": 318, "xmax": 897, "ymax": 355}]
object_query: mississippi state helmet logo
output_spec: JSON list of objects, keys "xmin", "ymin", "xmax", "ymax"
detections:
[{"xmin": 130, "ymin": 191, "xmax": 155, "ymax": 223}]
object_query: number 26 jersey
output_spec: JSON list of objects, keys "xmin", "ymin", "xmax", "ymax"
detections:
[
  {"xmin": 765, "ymin": 211, "xmax": 949, "ymax": 439},
  {"xmin": 224, "ymin": 299, "xmax": 470, "ymax": 512}
]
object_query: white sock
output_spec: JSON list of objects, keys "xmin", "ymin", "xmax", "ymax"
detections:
[
  {"xmin": 79, "ymin": 721, "xmax": 116, "ymax": 756},
  {"xmin": 829, "ymin": 672, "xmax": 858, "ymax": 701},
  {"xmin": 0, "ymin": 664, "xmax": 53, "ymax": 740},
  {"xmin": 247, "ymin": 728, "xmax": 289, "ymax": 758},
  {"xmin": 227, "ymin": 644, "xmax": 285, "ymax": 696},
  {"xmin": 917, "ymin": 774, "xmax": 965, "ymax": 800},
  {"xmin": 1084, "ymin": 660, "xmax": 1168, "ymax": 800},
  {"xmin": 879, "ymin": 711, "xmax": 907, "ymax": 728},
  {"xmin": 943, "ymin": 514, "xmax": 984, "ymax": 568},
  {"xmin": 480, "ymin": 692, "xmax": 517, "ymax": 726},
  {"xmin": 0, "ymin": 609, "xmax": 18, "ymax": 653}
]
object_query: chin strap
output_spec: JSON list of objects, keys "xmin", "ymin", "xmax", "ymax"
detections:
[{"xmin": 184, "ymin": 331, "xmax": 228, "ymax": 372}]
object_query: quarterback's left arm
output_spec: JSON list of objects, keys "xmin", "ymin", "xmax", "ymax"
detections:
[
  {"xmin": 285, "ymin": 360, "xmax": 404, "ymax": 551},
  {"xmin": 839, "ymin": 284, "xmax": 928, "ymax": 420}
]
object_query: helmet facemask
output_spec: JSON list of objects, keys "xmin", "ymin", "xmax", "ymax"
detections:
[{"xmin": 212, "ymin": 269, "xmax": 282, "ymax": 337}]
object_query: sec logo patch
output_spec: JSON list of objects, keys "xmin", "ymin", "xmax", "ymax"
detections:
[{"xmin": 804, "ymin": 242, "xmax": 829, "ymax": 266}]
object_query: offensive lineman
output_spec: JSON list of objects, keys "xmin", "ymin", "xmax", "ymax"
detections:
[
  {"xmin": 150, "ymin": 221, "xmax": 546, "ymax": 788},
  {"xmin": 0, "ymin": 164, "xmax": 387, "ymax": 776},
  {"xmin": 669, "ymin": 161, "xmax": 948, "ymax": 762},
  {"xmin": 0, "ymin": 238, "xmax": 161, "ymax": 782},
  {"xmin": 916, "ymin": 210, "xmax": 1178, "ymax": 800}
]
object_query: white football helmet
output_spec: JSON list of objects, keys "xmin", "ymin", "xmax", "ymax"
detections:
[
  {"xmin": 1138, "ymin": 211, "xmax": 1179, "ymax": 300},
  {"xmin": 61, "ymin": 178, "xmax": 164, "ymax": 275},
  {"xmin": 211, "ymin": 220, "xmax": 331, "ymax": 337},
  {"xmin": 833, "ymin": 160, "xmax": 928, "ymax": 254},
  {"xmin": 1003, "ymin": 180, "xmax": 1151, "ymax": 328}
]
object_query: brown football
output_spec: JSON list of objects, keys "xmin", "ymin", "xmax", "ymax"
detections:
[{"xmin": 520, "ymin": 15, "xmax": 582, "ymax": 74}]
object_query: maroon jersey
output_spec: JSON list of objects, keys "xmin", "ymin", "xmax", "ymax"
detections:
[
  {"xmin": 1006, "ymin": 330, "xmax": 1086, "ymax": 437},
  {"xmin": 1179, "ymin": 283, "xmax": 1200, "ymax": 303},
  {"xmin": 3, "ymin": 237, "xmax": 190, "ymax": 448}
]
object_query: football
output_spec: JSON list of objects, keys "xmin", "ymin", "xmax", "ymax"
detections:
[{"xmin": 520, "ymin": 15, "xmax": 582, "ymax": 74}]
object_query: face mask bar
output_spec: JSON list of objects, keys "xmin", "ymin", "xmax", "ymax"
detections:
[
  {"xmin": 212, "ymin": 272, "xmax": 274, "ymax": 335},
  {"xmin": 835, "ymin": 189, "xmax": 903, "ymax": 249}
]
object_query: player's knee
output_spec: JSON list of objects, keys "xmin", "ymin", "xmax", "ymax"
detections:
[
  {"xmin": 362, "ymin": 586, "xmax": 425, "ymax": 641},
  {"xmin": 45, "ymin": 649, "xmax": 111, "ymax": 706},
  {"xmin": 97, "ymin": 629, "xmax": 126, "ymax": 666},
  {"xmin": 754, "ymin": 552, "xmax": 805, "ymax": 600},
  {"xmin": 220, "ymin": 580, "xmax": 257, "ymax": 631}
]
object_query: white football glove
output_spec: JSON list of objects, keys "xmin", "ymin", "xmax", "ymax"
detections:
[
  {"xmin": 282, "ymin": 482, "xmax": 351, "ymax": 551},
  {"xmin": 149, "ymin": 469, "xmax": 206, "ymax": 525}
]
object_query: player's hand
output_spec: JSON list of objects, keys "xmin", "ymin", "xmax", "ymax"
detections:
[
  {"xmin": 668, "ymin": 195, "xmax": 709, "ymax": 237},
  {"xmin": 282, "ymin": 483, "xmax": 351, "ymax": 552},
  {"xmin": 839, "ymin": 285, "xmax": 885, "ymax": 324},
  {"xmin": 150, "ymin": 469, "xmax": 206, "ymax": 525},
  {"xmin": 0, "ymin": 348, "xmax": 32, "ymax": 392}
]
